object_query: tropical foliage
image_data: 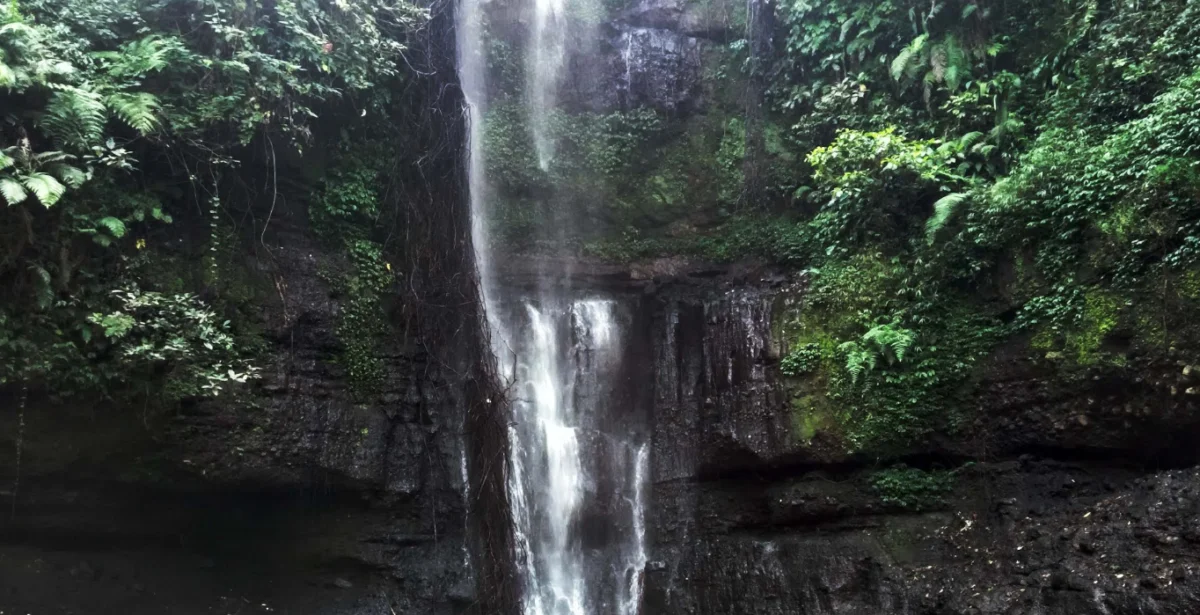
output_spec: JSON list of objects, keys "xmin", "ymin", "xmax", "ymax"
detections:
[
  {"xmin": 0, "ymin": 0, "xmax": 426, "ymax": 407},
  {"xmin": 558, "ymin": 0, "xmax": 1200, "ymax": 453}
]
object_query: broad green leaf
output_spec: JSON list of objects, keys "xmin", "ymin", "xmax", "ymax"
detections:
[
  {"xmin": 98, "ymin": 216, "xmax": 128, "ymax": 238},
  {"xmin": 0, "ymin": 178, "xmax": 29, "ymax": 205},
  {"xmin": 22, "ymin": 172, "xmax": 67, "ymax": 207}
]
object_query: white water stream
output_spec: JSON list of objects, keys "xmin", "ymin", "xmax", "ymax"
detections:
[
  {"xmin": 456, "ymin": 0, "xmax": 649, "ymax": 612},
  {"xmin": 529, "ymin": 0, "xmax": 568, "ymax": 170}
]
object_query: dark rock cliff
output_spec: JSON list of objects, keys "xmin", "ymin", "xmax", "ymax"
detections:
[
  {"xmin": 3, "ymin": 0, "xmax": 1200, "ymax": 612},
  {"xmin": 8, "ymin": 251, "xmax": 1199, "ymax": 615},
  {"xmin": 0, "ymin": 181, "xmax": 475, "ymax": 615},
  {"xmin": 638, "ymin": 267, "xmax": 1200, "ymax": 615},
  {"xmin": 492, "ymin": 253, "xmax": 1200, "ymax": 614},
  {"xmin": 0, "ymin": 1, "xmax": 497, "ymax": 612}
]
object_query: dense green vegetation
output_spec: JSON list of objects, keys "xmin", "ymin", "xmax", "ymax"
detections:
[
  {"xmin": 869, "ymin": 464, "xmax": 958, "ymax": 511},
  {"xmin": 0, "ymin": 0, "xmax": 425, "ymax": 408},
  {"xmin": 481, "ymin": 0, "xmax": 1200, "ymax": 454},
  {"xmin": 764, "ymin": 0, "xmax": 1200, "ymax": 454},
  {"xmin": 4, "ymin": 0, "xmax": 1199, "ymax": 460}
]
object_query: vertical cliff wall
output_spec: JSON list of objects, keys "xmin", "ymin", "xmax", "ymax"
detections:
[
  {"xmin": 632, "ymin": 268, "xmax": 1200, "ymax": 615},
  {"xmin": 0, "ymin": 1, "xmax": 505, "ymax": 612}
]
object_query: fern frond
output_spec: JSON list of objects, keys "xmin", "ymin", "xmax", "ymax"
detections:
[
  {"xmin": 29, "ymin": 264, "xmax": 53, "ymax": 308},
  {"xmin": 0, "ymin": 177, "xmax": 28, "ymax": 205},
  {"xmin": 21, "ymin": 171, "xmax": 66, "ymax": 206},
  {"xmin": 0, "ymin": 61, "xmax": 15, "ymax": 87},
  {"xmin": 107, "ymin": 92, "xmax": 160, "ymax": 134},
  {"xmin": 926, "ymin": 192, "xmax": 968, "ymax": 244},
  {"xmin": 945, "ymin": 65, "xmax": 960, "ymax": 91},
  {"xmin": 0, "ymin": 149, "xmax": 12, "ymax": 172},
  {"xmin": 862, "ymin": 324, "xmax": 917, "ymax": 365},
  {"xmin": 32, "ymin": 58, "xmax": 75, "ymax": 81},
  {"xmin": 33, "ymin": 150, "xmax": 74, "ymax": 164},
  {"xmin": 891, "ymin": 329, "xmax": 915, "ymax": 363},
  {"xmin": 839, "ymin": 341, "xmax": 878, "ymax": 384},
  {"xmin": 96, "ymin": 36, "xmax": 176, "ymax": 81},
  {"xmin": 42, "ymin": 87, "xmax": 106, "ymax": 149},
  {"xmin": 97, "ymin": 216, "xmax": 127, "ymax": 238},
  {"xmin": 0, "ymin": 22, "xmax": 36, "ymax": 37},
  {"xmin": 944, "ymin": 35, "xmax": 967, "ymax": 90},
  {"xmin": 891, "ymin": 48, "xmax": 913, "ymax": 82},
  {"xmin": 892, "ymin": 35, "xmax": 928, "ymax": 82},
  {"xmin": 907, "ymin": 34, "xmax": 929, "ymax": 81},
  {"xmin": 959, "ymin": 131, "xmax": 985, "ymax": 150},
  {"xmin": 48, "ymin": 162, "xmax": 88, "ymax": 188}
]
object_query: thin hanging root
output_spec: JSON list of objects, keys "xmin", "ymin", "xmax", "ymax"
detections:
[{"xmin": 10, "ymin": 384, "xmax": 28, "ymax": 520}]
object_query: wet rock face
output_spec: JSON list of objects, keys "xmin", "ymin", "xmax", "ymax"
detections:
[
  {"xmin": 166, "ymin": 218, "xmax": 465, "ymax": 501},
  {"xmin": 619, "ymin": 0, "xmax": 741, "ymax": 39},
  {"xmin": 641, "ymin": 270, "xmax": 1200, "ymax": 615},
  {"xmin": 600, "ymin": 26, "xmax": 707, "ymax": 112},
  {"xmin": 594, "ymin": 0, "xmax": 740, "ymax": 112},
  {"xmin": 0, "ymin": 486, "xmax": 473, "ymax": 615},
  {"xmin": 485, "ymin": 0, "xmax": 730, "ymax": 113},
  {"xmin": 650, "ymin": 285, "xmax": 791, "ymax": 482},
  {"xmin": 645, "ymin": 462, "xmax": 1200, "ymax": 615},
  {"xmin": 0, "ymin": 166, "xmax": 476, "ymax": 615}
]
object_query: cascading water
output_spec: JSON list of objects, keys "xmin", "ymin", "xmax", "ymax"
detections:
[
  {"xmin": 456, "ymin": 0, "xmax": 649, "ymax": 612},
  {"xmin": 529, "ymin": 0, "xmax": 568, "ymax": 170}
]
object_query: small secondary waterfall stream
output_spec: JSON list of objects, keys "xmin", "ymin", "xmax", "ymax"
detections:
[{"xmin": 456, "ymin": 0, "xmax": 649, "ymax": 612}]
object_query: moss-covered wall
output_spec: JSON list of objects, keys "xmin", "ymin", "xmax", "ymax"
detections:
[{"xmin": 476, "ymin": 0, "xmax": 803, "ymax": 254}]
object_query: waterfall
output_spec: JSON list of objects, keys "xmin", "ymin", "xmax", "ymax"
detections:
[
  {"xmin": 457, "ymin": 0, "xmax": 649, "ymax": 611},
  {"xmin": 529, "ymin": 0, "xmax": 568, "ymax": 170}
]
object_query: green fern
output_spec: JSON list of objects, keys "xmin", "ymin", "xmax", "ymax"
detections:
[
  {"xmin": 94, "ymin": 36, "xmax": 176, "ymax": 81},
  {"xmin": 839, "ymin": 341, "xmax": 878, "ymax": 384},
  {"xmin": 863, "ymin": 324, "xmax": 916, "ymax": 364},
  {"xmin": 107, "ymin": 92, "xmax": 160, "ymax": 134},
  {"xmin": 29, "ymin": 264, "xmax": 53, "ymax": 309},
  {"xmin": 959, "ymin": 131, "xmax": 986, "ymax": 151},
  {"xmin": 42, "ymin": 87, "xmax": 106, "ymax": 149},
  {"xmin": 97, "ymin": 216, "xmax": 127, "ymax": 238},
  {"xmin": 48, "ymin": 162, "xmax": 88, "ymax": 188},
  {"xmin": 891, "ymin": 34, "xmax": 928, "ymax": 82},
  {"xmin": 943, "ymin": 35, "xmax": 967, "ymax": 91},
  {"xmin": 840, "ymin": 324, "xmax": 918, "ymax": 384},
  {"xmin": 892, "ymin": 33, "xmax": 973, "ymax": 94},
  {"xmin": 926, "ymin": 192, "xmax": 969, "ymax": 244},
  {"xmin": 0, "ymin": 177, "xmax": 28, "ymax": 204},
  {"xmin": 0, "ymin": 145, "xmax": 87, "ymax": 206},
  {"xmin": 21, "ymin": 171, "xmax": 66, "ymax": 206}
]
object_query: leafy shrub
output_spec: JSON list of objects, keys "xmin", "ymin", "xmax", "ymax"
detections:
[
  {"xmin": 780, "ymin": 343, "xmax": 821, "ymax": 377},
  {"xmin": 838, "ymin": 323, "xmax": 916, "ymax": 383},
  {"xmin": 0, "ymin": 0, "xmax": 428, "ymax": 412},
  {"xmin": 332, "ymin": 239, "xmax": 392, "ymax": 400},
  {"xmin": 869, "ymin": 465, "xmax": 955, "ymax": 511},
  {"xmin": 87, "ymin": 287, "xmax": 260, "ymax": 399},
  {"xmin": 806, "ymin": 127, "xmax": 966, "ymax": 255},
  {"xmin": 311, "ymin": 157, "xmax": 382, "ymax": 241}
]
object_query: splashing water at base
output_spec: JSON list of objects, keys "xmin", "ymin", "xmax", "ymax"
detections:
[{"xmin": 501, "ymin": 299, "xmax": 646, "ymax": 615}]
